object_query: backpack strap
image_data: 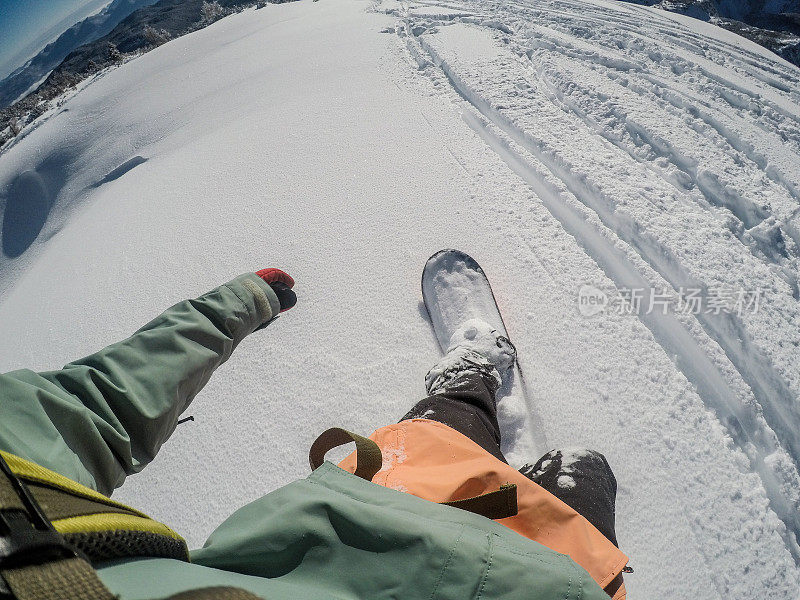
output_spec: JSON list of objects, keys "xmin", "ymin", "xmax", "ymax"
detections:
[
  {"xmin": 0, "ymin": 450, "xmax": 189, "ymax": 600},
  {"xmin": 0, "ymin": 452, "xmax": 115, "ymax": 599},
  {"xmin": 0, "ymin": 451, "xmax": 188, "ymax": 564},
  {"xmin": 309, "ymin": 428, "xmax": 519, "ymax": 520},
  {"xmin": 1, "ymin": 557, "xmax": 115, "ymax": 600},
  {"xmin": 309, "ymin": 428, "xmax": 383, "ymax": 481},
  {"xmin": 441, "ymin": 483, "xmax": 518, "ymax": 520}
]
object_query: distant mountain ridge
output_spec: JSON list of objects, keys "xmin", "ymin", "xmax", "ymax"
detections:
[
  {"xmin": 0, "ymin": 0, "xmax": 162, "ymax": 108},
  {"xmin": 620, "ymin": 0, "xmax": 800, "ymax": 66},
  {"xmin": 0, "ymin": 0, "xmax": 290, "ymax": 151},
  {"xmin": 49, "ymin": 0, "xmax": 275, "ymax": 79}
]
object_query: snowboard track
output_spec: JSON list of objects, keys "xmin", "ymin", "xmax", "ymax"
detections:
[
  {"xmin": 506, "ymin": 0, "xmax": 800, "ymax": 189},
  {"xmin": 531, "ymin": 60, "xmax": 800, "ymax": 296},
  {"xmin": 523, "ymin": 33, "xmax": 800, "ymax": 287},
  {"xmin": 509, "ymin": 4, "xmax": 800, "ymax": 235},
  {"xmin": 395, "ymin": 0, "xmax": 800, "ymax": 565}
]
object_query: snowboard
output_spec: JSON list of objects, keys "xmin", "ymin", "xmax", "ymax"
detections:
[{"xmin": 421, "ymin": 249, "xmax": 549, "ymax": 460}]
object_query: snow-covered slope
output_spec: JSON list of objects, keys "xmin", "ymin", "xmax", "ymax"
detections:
[{"xmin": 1, "ymin": 0, "xmax": 799, "ymax": 597}]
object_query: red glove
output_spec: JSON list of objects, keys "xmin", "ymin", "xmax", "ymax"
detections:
[{"xmin": 256, "ymin": 268, "xmax": 296, "ymax": 312}]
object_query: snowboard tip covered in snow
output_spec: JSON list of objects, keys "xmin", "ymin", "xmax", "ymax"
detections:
[{"xmin": 421, "ymin": 248, "xmax": 510, "ymax": 351}]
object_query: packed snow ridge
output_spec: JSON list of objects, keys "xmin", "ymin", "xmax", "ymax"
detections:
[{"xmin": 1, "ymin": 0, "xmax": 800, "ymax": 598}]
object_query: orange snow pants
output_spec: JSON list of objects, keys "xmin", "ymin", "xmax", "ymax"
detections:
[{"xmin": 339, "ymin": 419, "xmax": 629, "ymax": 599}]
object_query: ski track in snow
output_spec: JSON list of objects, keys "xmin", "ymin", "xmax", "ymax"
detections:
[{"xmin": 2, "ymin": 0, "xmax": 800, "ymax": 597}]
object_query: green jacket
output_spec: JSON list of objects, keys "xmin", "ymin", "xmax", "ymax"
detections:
[{"xmin": 0, "ymin": 274, "xmax": 608, "ymax": 600}]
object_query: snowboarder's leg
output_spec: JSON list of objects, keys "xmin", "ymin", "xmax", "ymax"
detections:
[
  {"xmin": 401, "ymin": 320, "xmax": 515, "ymax": 463},
  {"xmin": 401, "ymin": 370, "xmax": 507, "ymax": 463},
  {"xmin": 519, "ymin": 449, "xmax": 618, "ymax": 547}
]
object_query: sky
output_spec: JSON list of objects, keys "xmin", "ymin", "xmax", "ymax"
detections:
[{"xmin": 0, "ymin": 0, "xmax": 111, "ymax": 80}]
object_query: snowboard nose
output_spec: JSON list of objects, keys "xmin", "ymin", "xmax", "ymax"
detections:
[{"xmin": 422, "ymin": 249, "xmax": 509, "ymax": 352}]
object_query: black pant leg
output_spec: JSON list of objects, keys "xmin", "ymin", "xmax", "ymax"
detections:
[
  {"xmin": 519, "ymin": 449, "xmax": 618, "ymax": 547},
  {"xmin": 400, "ymin": 372, "xmax": 507, "ymax": 463}
]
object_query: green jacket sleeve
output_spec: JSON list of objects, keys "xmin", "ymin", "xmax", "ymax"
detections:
[{"xmin": 0, "ymin": 273, "xmax": 281, "ymax": 495}]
